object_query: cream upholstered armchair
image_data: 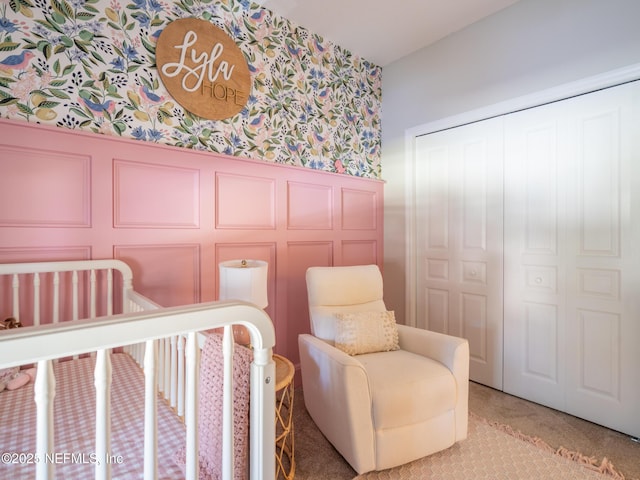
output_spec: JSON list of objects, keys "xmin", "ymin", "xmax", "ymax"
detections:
[{"xmin": 298, "ymin": 265, "xmax": 469, "ymax": 475}]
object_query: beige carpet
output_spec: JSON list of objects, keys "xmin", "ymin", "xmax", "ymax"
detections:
[
  {"xmin": 353, "ymin": 413, "xmax": 626, "ymax": 480},
  {"xmin": 293, "ymin": 385, "xmax": 637, "ymax": 480}
]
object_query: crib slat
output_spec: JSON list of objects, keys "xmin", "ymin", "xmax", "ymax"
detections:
[
  {"xmin": 143, "ymin": 339, "xmax": 158, "ymax": 480},
  {"xmin": 222, "ymin": 325, "xmax": 235, "ymax": 480},
  {"xmin": 177, "ymin": 335, "xmax": 185, "ymax": 417},
  {"xmin": 35, "ymin": 360, "xmax": 55, "ymax": 480},
  {"xmin": 33, "ymin": 272, "xmax": 40, "ymax": 326},
  {"xmin": 52, "ymin": 272, "xmax": 60, "ymax": 324},
  {"xmin": 11, "ymin": 273, "xmax": 20, "ymax": 319},
  {"xmin": 164, "ymin": 337, "xmax": 171, "ymax": 398},
  {"xmin": 106, "ymin": 268, "xmax": 113, "ymax": 316},
  {"xmin": 170, "ymin": 336, "xmax": 178, "ymax": 408},
  {"xmin": 72, "ymin": 270, "xmax": 79, "ymax": 320},
  {"xmin": 157, "ymin": 337, "xmax": 165, "ymax": 394},
  {"xmin": 185, "ymin": 332, "xmax": 199, "ymax": 480},
  {"xmin": 90, "ymin": 269, "xmax": 97, "ymax": 319},
  {"xmin": 95, "ymin": 349, "xmax": 112, "ymax": 480}
]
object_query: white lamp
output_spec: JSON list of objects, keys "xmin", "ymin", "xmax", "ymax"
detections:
[{"xmin": 218, "ymin": 259, "xmax": 268, "ymax": 344}]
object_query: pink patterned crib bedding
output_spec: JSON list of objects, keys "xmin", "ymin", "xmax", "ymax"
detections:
[{"xmin": 0, "ymin": 353, "xmax": 186, "ymax": 479}]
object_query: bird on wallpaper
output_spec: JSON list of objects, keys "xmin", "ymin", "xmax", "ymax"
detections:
[
  {"xmin": 78, "ymin": 96, "xmax": 115, "ymax": 117},
  {"xmin": 313, "ymin": 38, "xmax": 326, "ymax": 53},
  {"xmin": 250, "ymin": 9, "xmax": 267, "ymax": 22},
  {"xmin": 0, "ymin": 51, "xmax": 34, "ymax": 73},
  {"xmin": 248, "ymin": 114, "xmax": 265, "ymax": 130},
  {"xmin": 150, "ymin": 29, "xmax": 162, "ymax": 43},
  {"xmin": 139, "ymin": 85, "xmax": 164, "ymax": 104},
  {"xmin": 285, "ymin": 41, "xmax": 301, "ymax": 57},
  {"xmin": 286, "ymin": 142, "xmax": 301, "ymax": 153}
]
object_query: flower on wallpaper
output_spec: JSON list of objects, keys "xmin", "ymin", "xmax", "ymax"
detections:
[{"xmin": 0, "ymin": 0, "xmax": 382, "ymax": 179}]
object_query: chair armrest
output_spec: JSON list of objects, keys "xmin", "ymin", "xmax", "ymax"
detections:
[
  {"xmin": 396, "ymin": 324, "xmax": 469, "ymax": 440},
  {"xmin": 298, "ymin": 334, "xmax": 376, "ymax": 474},
  {"xmin": 397, "ymin": 324, "xmax": 467, "ymax": 372}
]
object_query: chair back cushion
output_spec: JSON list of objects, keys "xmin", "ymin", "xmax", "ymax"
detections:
[
  {"xmin": 306, "ymin": 265, "xmax": 384, "ymax": 307},
  {"xmin": 306, "ymin": 265, "xmax": 386, "ymax": 343}
]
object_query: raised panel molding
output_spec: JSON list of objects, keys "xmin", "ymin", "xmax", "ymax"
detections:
[
  {"xmin": 578, "ymin": 268, "xmax": 620, "ymax": 300},
  {"xmin": 579, "ymin": 309, "xmax": 620, "ymax": 400},
  {"xmin": 524, "ymin": 302, "xmax": 558, "ymax": 382},
  {"xmin": 524, "ymin": 124, "xmax": 558, "ymax": 255},
  {"xmin": 114, "ymin": 160, "xmax": 199, "ymax": 228},
  {"xmin": 426, "ymin": 259, "xmax": 449, "ymax": 281},
  {"xmin": 114, "ymin": 244, "xmax": 201, "ymax": 307},
  {"xmin": 288, "ymin": 181, "xmax": 332, "ymax": 230},
  {"xmin": 424, "ymin": 147, "xmax": 449, "ymax": 250},
  {"xmin": 0, "ymin": 145, "xmax": 90, "ymax": 227},
  {"xmin": 341, "ymin": 240, "xmax": 377, "ymax": 266},
  {"xmin": 461, "ymin": 293, "xmax": 487, "ymax": 364},
  {"xmin": 422, "ymin": 288, "xmax": 448, "ymax": 332},
  {"xmin": 342, "ymin": 188, "xmax": 377, "ymax": 230},
  {"xmin": 216, "ymin": 172, "xmax": 275, "ymax": 229},
  {"xmin": 286, "ymin": 241, "xmax": 333, "ymax": 268},
  {"xmin": 579, "ymin": 110, "xmax": 620, "ymax": 257},
  {"xmin": 462, "ymin": 139, "xmax": 488, "ymax": 251}
]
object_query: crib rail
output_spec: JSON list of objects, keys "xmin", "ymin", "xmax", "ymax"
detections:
[
  {"xmin": 0, "ymin": 259, "xmax": 142, "ymax": 326},
  {"xmin": 0, "ymin": 301, "xmax": 276, "ymax": 480}
]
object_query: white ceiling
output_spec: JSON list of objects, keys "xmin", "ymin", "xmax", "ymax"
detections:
[{"xmin": 255, "ymin": 0, "xmax": 520, "ymax": 66}]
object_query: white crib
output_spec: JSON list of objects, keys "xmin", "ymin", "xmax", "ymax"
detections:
[{"xmin": 0, "ymin": 259, "xmax": 276, "ymax": 480}]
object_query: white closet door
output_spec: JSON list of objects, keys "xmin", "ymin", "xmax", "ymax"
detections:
[
  {"xmin": 504, "ymin": 82, "xmax": 640, "ymax": 437},
  {"xmin": 415, "ymin": 118, "xmax": 504, "ymax": 389},
  {"xmin": 503, "ymin": 100, "xmax": 570, "ymax": 410}
]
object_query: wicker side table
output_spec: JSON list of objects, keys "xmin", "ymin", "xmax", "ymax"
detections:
[{"xmin": 274, "ymin": 354, "xmax": 295, "ymax": 479}]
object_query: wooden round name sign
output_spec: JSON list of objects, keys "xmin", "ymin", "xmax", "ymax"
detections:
[{"xmin": 156, "ymin": 18, "xmax": 251, "ymax": 120}]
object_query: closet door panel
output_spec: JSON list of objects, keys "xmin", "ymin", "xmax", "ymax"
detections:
[
  {"xmin": 503, "ymin": 102, "xmax": 568, "ymax": 409},
  {"xmin": 505, "ymin": 81, "xmax": 640, "ymax": 437},
  {"xmin": 415, "ymin": 118, "xmax": 504, "ymax": 389},
  {"xmin": 563, "ymin": 83, "xmax": 640, "ymax": 437}
]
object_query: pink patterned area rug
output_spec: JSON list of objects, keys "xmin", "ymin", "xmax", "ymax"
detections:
[{"xmin": 354, "ymin": 413, "xmax": 626, "ymax": 480}]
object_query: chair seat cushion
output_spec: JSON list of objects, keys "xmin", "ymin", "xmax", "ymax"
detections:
[{"xmin": 357, "ymin": 350, "xmax": 457, "ymax": 430}]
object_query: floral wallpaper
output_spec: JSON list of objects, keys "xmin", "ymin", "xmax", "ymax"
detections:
[{"xmin": 0, "ymin": 0, "xmax": 382, "ymax": 178}]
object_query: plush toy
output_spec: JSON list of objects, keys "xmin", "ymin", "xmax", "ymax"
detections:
[
  {"xmin": 0, "ymin": 367, "xmax": 37, "ymax": 392},
  {"xmin": 0, "ymin": 317, "xmax": 35, "ymax": 393},
  {"xmin": 0, "ymin": 317, "xmax": 22, "ymax": 329}
]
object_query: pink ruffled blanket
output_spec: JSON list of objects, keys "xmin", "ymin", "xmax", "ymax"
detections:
[{"xmin": 175, "ymin": 333, "xmax": 253, "ymax": 480}]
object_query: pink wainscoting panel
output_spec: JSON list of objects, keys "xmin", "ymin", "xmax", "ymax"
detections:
[
  {"xmin": 342, "ymin": 187, "xmax": 378, "ymax": 230},
  {"xmin": 113, "ymin": 160, "xmax": 200, "ymax": 228},
  {"xmin": 114, "ymin": 244, "xmax": 201, "ymax": 307},
  {"xmin": 342, "ymin": 240, "xmax": 378, "ymax": 266},
  {"xmin": 0, "ymin": 118, "xmax": 383, "ymax": 368},
  {"xmin": 0, "ymin": 145, "xmax": 90, "ymax": 227},
  {"xmin": 287, "ymin": 181, "xmax": 333, "ymax": 230},
  {"xmin": 215, "ymin": 173, "xmax": 276, "ymax": 229}
]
